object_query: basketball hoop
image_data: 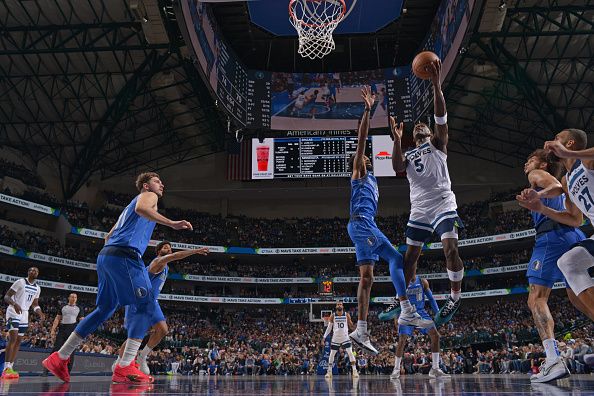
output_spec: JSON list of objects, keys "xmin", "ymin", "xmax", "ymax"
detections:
[{"xmin": 289, "ymin": 0, "xmax": 347, "ymax": 59}]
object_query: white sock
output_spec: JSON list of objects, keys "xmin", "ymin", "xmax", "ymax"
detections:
[
  {"xmin": 58, "ymin": 333, "xmax": 83, "ymax": 360},
  {"xmin": 400, "ymin": 299, "xmax": 414, "ymax": 314},
  {"xmin": 394, "ymin": 356, "xmax": 402, "ymax": 371},
  {"xmin": 120, "ymin": 339, "xmax": 142, "ymax": 367},
  {"xmin": 432, "ymin": 352, "xmax": 440, "ymax": 369},
  {"xmin": 138, "ymin": 345, "xmax": 153, "ymax": 360},
  {"xmin": 543, "ymin": 338, "xmax": 560, "ymax": 363},
  {"xmin": 450, "ymin": 290, "xmax": 461, "ymax": 301},
  {"xmin": 4, "ymin": 362, "xmax": 13, "ymax": 370},
  {"xmin": 357, "ymin": 320, "xmax": 367, "ymax": 334}
]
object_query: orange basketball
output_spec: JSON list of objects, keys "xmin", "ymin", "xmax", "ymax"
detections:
[{"xmin": 412, "ymin": 51, "xmax": 439, "ymax": 80}]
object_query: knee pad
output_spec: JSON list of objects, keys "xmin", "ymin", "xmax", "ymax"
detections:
[
  {"xmin": 558, "ymin": 247, "xmax": 594, "ymax": 295},
  {"xmin": 447, "ymin": 268, "xmax": 464, "ymax": 282}
]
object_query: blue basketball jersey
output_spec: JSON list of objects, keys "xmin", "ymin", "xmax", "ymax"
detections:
[
  {"xmin": 105, "ymin": 195, "xmax": 156, "ymax": 255},
  {"xmin": 531, "ymin": 188, "xmax": 566, "ymax": 228},
  {"xmin": 350, "ymin": 172, "xmax": 379, "ymax": 218},
  {"xmin": 149, "ymin": 263, "xmax": 168, "ymax": 299},
  {"xmin": 406, "ymin": 276, "xmax": 426, "ymax": 311}
]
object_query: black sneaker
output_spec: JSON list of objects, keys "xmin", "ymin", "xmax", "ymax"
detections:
[{"xmin": 434, "ymin": 296, "xmax": 461, "ymax": 326}]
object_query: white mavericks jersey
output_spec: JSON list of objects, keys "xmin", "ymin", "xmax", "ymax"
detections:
[
  {"xmin": 6, "ymin": 278, "xmax": 41, "ymax": 323},
  {"xmin": 567, "ymin": 160, "xmax": 594, "ymax": 223},
  {"xmin": 405, "ymin": 140, "xmax": 456, "ymax": 208},
  {"xmin": 332, "ymin": 314, "xmax": 349, "ymax": 343}
]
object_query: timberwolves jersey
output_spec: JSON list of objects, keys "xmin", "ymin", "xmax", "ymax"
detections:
[
  {"xmin": 406, "ymin": 276, "xmax": 426, "ymax": 312},
  {"xmin": 405, "ymin": 141, "xmax": 456, "ymax": 206},
  {"xmin": 567, "ymin": 160, "xmax": 594, "ymax": 223},
  {"xmin": 105, "ymin": 195, "xmax": 156, "ymax": 255},
  {"xmin": 332, "ymin": 314, "xmax": 349, "ymax": 343},
  {"xmin": 350, "ymin": 173, "xmax": 379, "ymax": 218},
  {"xmin": 150, "ymin": 264, "xmax": 168, "ymax": 299},
  {"xmin": 532, "ymin": 188, "xmax": 566, "ymax": 228}
]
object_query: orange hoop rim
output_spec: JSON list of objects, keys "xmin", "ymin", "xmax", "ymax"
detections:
[{"xmin": 289, "ymin": 0, "xmax": 347, "ymax": 29}]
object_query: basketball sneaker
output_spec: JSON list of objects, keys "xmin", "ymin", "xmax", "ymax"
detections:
[
  {"xmin": 1, "ymin": 368, "xmax": 19, "ymax": 380},
  {"xmin": 397, "ymin": 311, "xmax": 434, "ymax": 328},
  {"xmin": 429, "ymin": 368, "xmax": 451, "ymax": 379},
  {"xmin": 137, "ymin": 357, "xmax": 150, "ymax": 375},
  {"xmin": 112, "ymin": 363, "xmax": 154, "ymax": 384},
  {"xmin": 349, "ymin": 330, "xmax": 379, "ymax": 355},
  {"xmin": 434, "ymin": 296, "xmax": 461, "ymax": 326},
  {"xmin": 378, "ymin": 299, "xmax": 401, "ymax": 321},
  {"xmin": 325, "ymin": 371, "xmax": 332, "ymax": 379},
  {"xmin": 42, "ymin": 352, "xmax": 71, "ymax": 382},
  {"xmin": 390, "ymin": 368, "xmax": 400, "ymax": 379},
  {"xmin": 530, "ymin": 359, "xmax": 570, "ymax": 383}
]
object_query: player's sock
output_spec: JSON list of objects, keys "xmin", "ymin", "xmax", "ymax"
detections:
[
  {"xmin": 432, "ymin": 353, "xmax": 440, "ymax": 370},
  {"xmin": 356, "ymin": 320, "xmax": 367, "ymax": 334},
  {"xmin": 120, "ymin": 339, "xmax": 142, "ymax": 367},
  {"xmin": 4, "ymin": 362, "xmax": 13, "ymax": 370},
  {"xmin": 543, "ymin": 338, "xmax": 560, "ymax": 364},
  {"xmin": 450, "ymin": 290, "xmax": 461, "ymax": 301},
  {"xmin": 138, "ymin": 345, "xmax": 153, "ymax": 361},
  {"xmin": 394, "ymin": 356, "xmax": 402, "ymax": 370},
  {"xmin": 400, "ymin": 299, "xmax": 414, "ymax": 314},
  {"xmin": 58, "ymin": 333, "xmax": 83, "ymax": 360}
]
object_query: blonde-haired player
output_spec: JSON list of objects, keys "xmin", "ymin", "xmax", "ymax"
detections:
[{"xmin": 323, "ymin": 301, "xmax": 359, "ymax": 378}]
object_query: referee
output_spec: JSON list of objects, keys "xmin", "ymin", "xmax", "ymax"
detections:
[{"xmin": 48, "ymin": 293, "xmax": 84, "ymax": 373}]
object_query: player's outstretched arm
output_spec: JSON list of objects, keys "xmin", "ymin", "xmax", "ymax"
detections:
[
  {"xmin": 422, "ymin": 278, "xmax": 440, "ymax": 315},
  {"xmin": 135, "ymin": 192, "xmax": 193, "ymax": 230},
  {"xmin": 518, "ymin": 176, "xmax": 583, "ymax": 227},
  {"xmin": 428, "ymin": 60, "xmax": 448, "ymax": 152},
  {"xmin": 545, "ymin": 140, "xmax": 594, "ymax": 169},
  {"xmin": 352, "ymin": 86, "xmax": 374, "ymax": 180},
  {"xmin": 390, "ymin": 116, "xmax": 406, "ymax": 173},
  {"xmin": 148, "ymin": 247, "xmax": 210, "ymax": 274},
  {"xmin": 520, "ymin": 169, "xmax": 563, "ymax": 201}
]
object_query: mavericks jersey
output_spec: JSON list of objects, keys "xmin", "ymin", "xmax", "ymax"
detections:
[
  {"xmin": 149, "ymin": 263, "xmax": 168, "ymax": 300},
  {"xmin": 105, "ymin": 194, "xmax": 156, "ymax": 255},
  {"xmin": 405, "ymin": 141, "xmax": 456, "ymax": 205},
  {"xmin": 332, "ymin": 314, "xmax": 349, "ymax": 341},
  {"xmin": 406, "ymin": 276, "xmax": 426, "ymax": 312},
  {"xmin": 532, "ymin": 187, "xmax": 567, "ymax": 229},
  {"xmin": 6, "ymin": 279, "xmax": 41, "ymax": 321},
  {"xmin": 567, "ymin": 160, "xmax": 594, "ymax": 223},
  {"xmin": 350, "ymin": 173, "xmax": 379, "ymax": 218}
]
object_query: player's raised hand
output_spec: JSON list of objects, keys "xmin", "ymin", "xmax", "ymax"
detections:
[
  {"xmin": 361, "ymin": 85, "xmax": 375, "ymax": 110},
  {"xmin": 518, "ymin": 188, "xmax": 539, "ymax": 202},
  {"xmin": 389, "ymin": 116, "xmax": 404, "ymax": 141},
  {"xmin": 544, "ymin": 140, "xmax": 573, "ymax": 159},
  {"xmin": 171, "ymin": 220, "xmax": 193, "ymax": 230},
  {"xmin": 193, "ymin": 247, "xmax": 209, "ymax": 255},
  {"xmin": 517, "ymin": 196, "xmax": 544, "ymax": 212},
  {"xmin": 427, "ymin": 59, "xmax": 442, "ymax": 88}
]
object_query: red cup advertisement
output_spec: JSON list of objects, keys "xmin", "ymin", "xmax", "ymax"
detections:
[{"xmin": 252, "ymin": 139, "xmax": 274, "ymax": 179}]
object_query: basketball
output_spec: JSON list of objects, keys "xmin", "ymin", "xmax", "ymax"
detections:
[{"xmin": 412, "ymin": 51, "xmax": 440, "ymax": 80}]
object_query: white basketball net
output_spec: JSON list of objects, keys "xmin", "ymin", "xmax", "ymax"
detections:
[{"xmin": 289, "ymin": 0, "xmax": 346, "ymax": 60}]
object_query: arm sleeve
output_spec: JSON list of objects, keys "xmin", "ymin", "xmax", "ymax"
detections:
[
  {"xmin": 424, "ymin": 288, "xmax": 439, "ymax": 314},
  {"xmin": 323, "ymin": 321, "xmax": 332, "ymax": 339}
]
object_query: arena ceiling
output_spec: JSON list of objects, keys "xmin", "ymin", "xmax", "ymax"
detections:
[{"xmin": 0, "ymin": 0, "xmax": 592, "ymax": 199}]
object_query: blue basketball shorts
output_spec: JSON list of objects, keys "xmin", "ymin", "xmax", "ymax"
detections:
[
  {"xmin": 527, "ymin": 228, "xmax": 586, "ymax": 288},
  {"xmin": 398, "ymin": 309, "xmax": 435, "ymax": 336},
  {"xmin": 125, "ymin": 300, "xmax": 165, "ymax": 329},
  {"xmin": 347, "ymin": 218, "xmax": 393, "ymax": 265}
]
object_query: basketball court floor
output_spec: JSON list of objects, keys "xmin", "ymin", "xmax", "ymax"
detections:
[{"xmin": 1, "ymin": 374, "xmax": 593, "ymax": 395}]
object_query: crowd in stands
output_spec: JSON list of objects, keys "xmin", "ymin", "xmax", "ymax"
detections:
[
  {"xmin": 0, "ymin": 159, "xmax": 45, "ymax": 189},
  {"xmin": 1, "ymin": 293, "xmax": 591, "ymax": 376}
]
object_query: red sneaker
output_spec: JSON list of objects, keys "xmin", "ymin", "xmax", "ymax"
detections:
[
  {"xmin": 42, "ymin": 352, "xmax": 71, "ymax": 382},
  {"xmin": 112, "ymin": 363, "xmax": 154, "ymax": 384},
  {"xmin": 1, "ymin": 368, "xmax": 19, "ymax": 380},
  {"xmin": 110, "ymin": 383, "xmax": 154, "ymax": 395}
]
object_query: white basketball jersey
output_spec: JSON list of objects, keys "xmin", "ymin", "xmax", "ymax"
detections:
[
  {"xmin": 6, "ymin": 278, "xmax": 41, "ymax": 322},
  {"xmin": 405, "ymin": 140, "xmax": 456, "ymax": 206},
  {"xmin": 332, "ymin": 314, "xmax": 349, "ymax": 342},
  {"xmin": 566, "ymin": 160, "xmax": 594, "ymax": 223}
]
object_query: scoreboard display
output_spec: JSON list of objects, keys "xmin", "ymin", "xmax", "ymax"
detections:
[{"xmin": 252, "ymin": 135, "xmax": 398, "ymax": 179}]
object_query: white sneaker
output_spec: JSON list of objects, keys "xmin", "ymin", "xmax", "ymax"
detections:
[
  {"xmin": 349, "ymin": 330, "xmax": 379, "ymax": 355},
  {"xmin": 530, "ymin": 359, "xmax": 570, "ymax": 383},
  {"xmin": 390, "ymin": 368, "xmax": 400, "ymax": 379},
  {"xmin": 352, "ymin": 369, "xmax": 359, "ymax": 378},
  {"xmin": 138, "ymin": 357, "xmax": 150, "ymax": 375},
  {"xmin": 429, "ymin": 367, "xmax": 451, "ymax": 379},
  {"xmin": 111, "ymin": 358, "xmax": 120, "ymax": 373},
  {"xmin": 325, "ymin": 371, "xmax": 332, "ymax": 379},
  {"xmin": 397, "ymin": 311, "xmax": 434, "ymax": 328}
]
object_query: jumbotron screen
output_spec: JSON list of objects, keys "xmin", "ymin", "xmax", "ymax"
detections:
[{"xmin": 251, "ymin": 135, "xmax": 397, "ymax": 179}]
